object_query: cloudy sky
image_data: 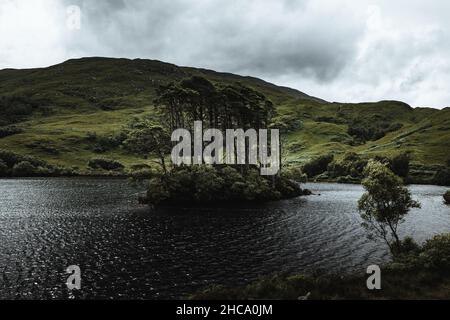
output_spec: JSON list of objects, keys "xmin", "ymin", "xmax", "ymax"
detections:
[{"xmin": 1, "ymin": 0, "xmax": 449, "ymax": 108}]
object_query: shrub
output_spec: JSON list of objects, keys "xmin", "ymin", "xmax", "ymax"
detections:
[
  {"xmin": 146, "ymin": 165, "xmax": 304, "ymax": 206},
  {"xmin": 25, "ymin": 140, "xmax": 60, "ymax": 155},
  {"xmin": 12, "ymin": 161, "xmax": 36, "ymax": 177},
  {"xmin": 0, "ymin": 95, "xmax": 36, "ymax": 124},
  {"xmin": 302, "ymin": 154, "xmax": 334, "ymax": 178},
  {"xmin": 0, "ymin": 159, "xmax": 8, "ymax": 176},
  {"xmin": 444, "ymin": 191, "xmax": 450, "ymax": 205},
  {"xmin": 390, "ymin": 153, "xmax": 410, "ymax": 178},
  {"xmin": 0, "ymin": 149, "xmax": 22, "ymax": 167},
  {"xmin": 88, "ymin": 158, "xmax": 124, "ymax": 171},
  {"xmin": 270, "ymin": 114, "xmax": 303, "ymax": 133},
  {"xmin": 282, "ymin": 166, "xmax": 308, "ymax": 182},
  {"xmin": 86, "ymin": 131, "xmax": 127, "ymax": 153},
  {"xmin": 420, "ymin": 234, "xmax": 450, "ymax": 270},
  {"xmin": 433, "ymin": 168, "xmax": 450, "ymax": 186}
]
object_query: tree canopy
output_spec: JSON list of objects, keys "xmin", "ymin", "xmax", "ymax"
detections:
[{"xmin": 358, "ymin": 160, "xmax": 421, "ymax": 255}]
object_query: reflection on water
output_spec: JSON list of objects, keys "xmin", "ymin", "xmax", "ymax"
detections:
[{"xmin": 0, "ymin": 179, "xmax": 449, "ymax": 299}]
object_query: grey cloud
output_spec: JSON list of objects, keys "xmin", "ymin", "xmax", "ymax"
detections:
[{"xmin": 62, "ymin": 0, "xmax": 365, "ymax": 82}]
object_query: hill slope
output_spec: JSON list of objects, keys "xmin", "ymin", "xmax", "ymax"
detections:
[{"xmin": 0, "ymin": 57, "xmax": 449, "ymax": 176}]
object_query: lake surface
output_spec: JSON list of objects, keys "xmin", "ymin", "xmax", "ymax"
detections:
[{"xmin": 0, "ymin": 178, "xmax": 448, "ymax": 299}]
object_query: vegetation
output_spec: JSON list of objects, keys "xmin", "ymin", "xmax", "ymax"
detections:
[
  {"xmin": 302, "ymin": 154, "xmax": 334, "ymax": 178},
  {"xmin": 444, "ymin": 191, "xmax": 450, "ymax": 204},
  {"xmin": 0, "ymin": 125, "xmax": 23, "ymax": 138},
  {"xmin": 0, "ymin": 57, "xmax": 448, "ymax": 182},
  {"xmin": 144, "ymin": 165, "xmax": 305, "ymax": 206},
  {"xmin": 87, "ymin": 158, "xmax": 124, "ymax": 171},
  {"xmin": 347, "ymin": 117, "xmax": 403, "ymax": 144},
  {"xmin": 304, "ymin": 152, "xmax": 413, "ymax": 183},
  {"xmin": 0, "ymin": 149, "xmax": 73, "ymax": 177},
  {"xmin": 127, "ymin": 77, "xmax": 307, "ymax": 206},
  {"xmin": 123, "ymin": 119, "xmax": 171, "ymax": 173},
  {"xmin": 358, "ymin": 161, "xmax": 421, "ymax": 255},
  {"xmin": 191, "ymin": 233, "xmax": 450, "ymax": 300}
]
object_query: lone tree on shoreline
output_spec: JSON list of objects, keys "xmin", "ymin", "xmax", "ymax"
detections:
[{"xmin": 358, "ymin": 160, "xmax": 421, "ymax": 256}]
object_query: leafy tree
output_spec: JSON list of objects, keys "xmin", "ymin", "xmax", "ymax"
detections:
[
  {"xmin": 155, "ymin": 76, "xmax": 275, "ymax": 132},
  {"xmin": 358, "ymin": 160, "xmax": 421, "ymax": 255},
  {"xmin": 124, "ymin": 120, "xmax": 172, "ymax": 173}
]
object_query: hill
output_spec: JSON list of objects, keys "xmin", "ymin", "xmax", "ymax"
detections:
[{"xmin": 0, "ymin": 57, "xmax": 449, "ymax": 179}]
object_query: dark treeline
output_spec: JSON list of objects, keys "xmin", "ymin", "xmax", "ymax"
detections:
[{"xmin": 154, "ymin": 76, "xmax": 275, "ymax": 132}]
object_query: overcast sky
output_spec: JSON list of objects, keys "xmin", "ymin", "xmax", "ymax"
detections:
[{"xmin": 1, "ymin": 0, "xmax": 449, "ymax": 108}]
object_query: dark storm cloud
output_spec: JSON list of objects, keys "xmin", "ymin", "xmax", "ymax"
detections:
[{"xmin": 61, "ymin": 0, "xmax": 364, "ymax": 82}]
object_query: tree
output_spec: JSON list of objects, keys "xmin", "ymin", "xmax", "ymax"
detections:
[
  {"xmin": 358, "ymin": 160, "xmax": 421, "ymax": 255},
  {"xmin": 124, "ymin": 120, "xmax": 172, "ymax": 174}
]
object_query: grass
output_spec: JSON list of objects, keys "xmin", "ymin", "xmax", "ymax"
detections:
[{"xmin": 191, "ymin": 269, "xmax": 450, "ymax": 300}]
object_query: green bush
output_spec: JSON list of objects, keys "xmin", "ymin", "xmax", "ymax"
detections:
[
  {"xmin": 347, "ymin": 118, "xmax": 403, "ymax": 143},
  {"xmin": 88, "ymin": 158, "xmax": 124, "ymax": 171},
  {"xmin": 282, "ymin": 166, "xmax": 308, "ymax": 182},
  {"xmin": 444, "ymin": 191, "xmax": 450, "ymax": 204},
  {"xmin": 25, "ymin": 140, "xmax": 61, "ymax": 155},
  {"xmin": 146, "ymin": 165, "xmax": 304, "ymax": 206},
  {"xmin": 12, "ymin": 161, "xmax": 36, "ymax": 177},
  {"xmin": 390, "ymin": 153, "xmax": 411, "ymax": 178},
  {"xmin": 90, "ymin": 132, "xmax": 127, "ymax": 153},
  {"xmin": 0, "ymin": 149, "xmax": 22, "ymax": 167},
  {"xmin": 270, "ymin": 114, "xmax": 303, "ymax": 134},
  {"xmin": 420, "ymin": 234, "xmax": 450, "ymax": 270},
  {"xmin": 302, "ymin": 154, "xmax": 334, "ymax": 178},
  {"xmin": 433, "ymin": 168, "xmax": 450, "ymax": 186}
]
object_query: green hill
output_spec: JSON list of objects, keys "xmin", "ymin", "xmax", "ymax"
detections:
[{"xmin": 0, "ymin": 57, "xmax": 449, "ymax": 177}]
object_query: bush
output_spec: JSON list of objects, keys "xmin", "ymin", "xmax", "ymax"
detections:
[
  {"xmin": 86, "ymin": 132, "xmax": 127, "ymax": 153},
  {"xmin": 390, "ymin": 153, "xmax": 410, "ymax": 178},
  {"xmin": 433, "ymin": 168, "xmax": 450, "ymax": 186},
  {"xmin": 347, "ymin": 119, "xmax": 403, "ymax": 143},
  {"xmin": 0, "ymin": 149, "xmax": 22, "ymax": 167},
  {"xmin": 420, "ymin": 234, "xmax": 450, "ymax": 270},
  {"xmin": 12, "ymin": 161, "xmax": 36, "ymax": 177},
  {"xmin": 270, "ymin": 114, "xmax": 303, "ymax": 134},
  {"xmin": 146, "ymin": 165, "xmax": 304, "ymax": 206},
  {"xmin": 282, "ymin": 166, "xmax": 308, "ymax": 182},
  {"xmin": 25, "ymin": 140, "xmax": 61, "ymax": 155},
  {"xmin": 0, "ymin": 126, "xmax": 23, "ymax": 138},
  {"xmin": 88, "ymin": 158, "xmax": 124, "ymax": 171},
  {"xmin": 0, "ymin": 159, "xmax": 8, "ymax": 176},
  {"xmin": 302, "ymin": 154, "xmax": 334, "ymax": 178},
  {"xmin": 444, "ymin": 191, "xmax": 450, "ymax": 205},
  {"xmin": 0, "ymin": 95, "xmax": 36, "ymax": 124}
]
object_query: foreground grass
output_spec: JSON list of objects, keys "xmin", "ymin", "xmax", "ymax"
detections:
[
  {"xmin": 191, "ymin": 268, "xmax": 450, "ymax": 300},
  {"xmin": 192, "ymin": 234, "xmax": 450, "ymax": 300}
]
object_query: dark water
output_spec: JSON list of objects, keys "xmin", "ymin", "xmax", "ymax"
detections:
[{"xmin": 0, "ymin": 178, "xmax": 448, "ymax": 299}]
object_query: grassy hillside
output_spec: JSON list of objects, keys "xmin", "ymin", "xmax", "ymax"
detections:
[{"xmin": 0, "ymin": 57, "xmax": 449, "ymax": 175}]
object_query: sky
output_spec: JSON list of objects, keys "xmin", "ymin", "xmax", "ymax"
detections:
[{"xmin": 0, "ymin": 0, "xmax": 449, "ymax": 109}]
